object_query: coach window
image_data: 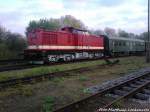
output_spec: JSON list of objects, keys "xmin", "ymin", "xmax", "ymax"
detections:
[
  {"xmin": 114, "ymin": 41, "xmax": 116, "ymax": 46},
  {"xmin": 117, "ymin": 42, "xmax": 119, "ymax": 46},
  {"xmin": 112, "ymin": 41, "xmax": 114, "ymax": 46},
  {"xmin": 136, "ymin": 43, "xmax": 138, "ymax": 46},
  {"xmin": 119, "ymin": 42, "xmax": 121, "ymax": 46},
  {"xmin": 114, "ymin": 41, "xmax": 118, "ymax": 46},
  {"xmin": 123, "ymin": 42, "xmax": 125, "ymax": 46},
  {"xmin": 139, "ymin": 43, "xmax": 141, "ymax": 46},
  {"xmin": 141, "ymin": 42, "xmax": 144, "ymax": 46},
  {"xmin": 127, "ymin": 42, "xmax": 130, "ymax": 46},
  {"xmin": 130, "ymin": 42, "xmax": 132, "ymax": 47}
]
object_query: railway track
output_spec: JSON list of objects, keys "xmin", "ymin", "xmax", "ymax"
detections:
[
  {"xmin": 54, "ymin": 69, "xmax": 150, "ymax": 112},
  {"xmin": 0, "ymin": 59, "xmax": 25, "ymax": 64},
  {"xmin": 0, "ymin": 57, "xmax": 109, "ymax": 72},
  {"xmin": 0, "ymin": 64, "xmax": 43, "ymax": 72},
  {"xmin": 0, "ymin": 58, "xmax": 104, "ymax": 72},
  {"xmin": 0, "ymin": 61, "xmax": 118, "ymax": 90},
  {"xmin": 0, "ymin": 55, "xmax": 127, "ymax": 72}
]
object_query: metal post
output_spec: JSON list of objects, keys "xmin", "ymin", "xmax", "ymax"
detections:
[{"xmin": 146, "ymin": 0, "xmax": 150, "ymax": 62}]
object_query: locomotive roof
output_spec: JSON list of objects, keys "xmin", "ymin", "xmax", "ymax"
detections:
[{"xmin": 108, "ymin": 36, "xmax": 145, "ymax": 42}]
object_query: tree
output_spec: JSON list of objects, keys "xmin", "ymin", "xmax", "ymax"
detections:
[
  {"xmin": 90, "ymin": 29, "xmax": 104, "ymax": 35},
  {"xmin": 118, "ymin": 29, "xmax": 129, "ymax": 37},
  {"xmin": 0, "ymin": 26, "xmax": 7, "ymax": 43},
  {"xmin": 0, "ymin": 25, "xmax": 27, "ymax": 59},
  {"xmin": 26, "ymin": 15, "xmax": 87, "ymax": 34},
  {"xmin": 26, "ymin": 19, "xmax": 61, "ymax": 34},
  {"xmin": 60, "ymin": 15, "xmax": 86, "ymax": 29},
  {"xmin": 104, "ymin": 27, "xmax": 117, "ymax": 37},
  {"xmin": 140, "ymin": 32, "xmax": 148, "ymax": 40},
  {"xmin": 5, "ymin": 32, "xmax": 27, "ymax": 52}
]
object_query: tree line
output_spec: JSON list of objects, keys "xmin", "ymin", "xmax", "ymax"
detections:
[
  {"xmin": 26, "ymin": 15, "xmax": 87, "ymax": 34},
  {"xmin": 0, "ymin": 26, "xmax": 27, "ymax": 59},
  {"xmin": 0, "ymin": 15, "xmax": 148, "ymax": 59},
  {"xmin": 27, "ymin": 15, "xmax": 148, "ymax": 40}
]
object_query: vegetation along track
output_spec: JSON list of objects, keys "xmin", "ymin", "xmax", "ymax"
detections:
[
  {"xmin": 0, "ymin": 60, "xmax": 119, "ymax": 90},
  {"xmin": 54, "ymin": 70, "xmax": 150, "ymax": 112},
  {"xmin": 0, "ymin": 57, "xmax": 110, "ymax": 72},
  {"xmin": 0, "ymin": 55, "xmax": 130, "ymax": 72}
]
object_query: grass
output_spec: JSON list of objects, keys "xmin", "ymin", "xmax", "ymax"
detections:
[
  {"xmin": 18, "ymin": 85, "xmax": 34, "ymax": 96},
  {"xmin": 112, "ymin": 100, "xmax": 124, "ymax": 108},
  {"xmin": 51, "ymin": 77, "xmax": 65, "ymax": 83},
  {"xmin": 78, "ymin": 75, "xmax": 89, "ymax": 81},
  {"xmin": 42, "ymin": 96, "xmax": 55, "ymax": 112},
  {"xmin": 0, "ymin": 84, "xmax": 34, "ymax": 97},
  {"xmin": 0, "ymin": 56, "xmax": 149, "ymax": 82},
  {"xmin": 1, "ymin": 56, "xmax": 150, "ymax": 112},
  {"xmin": 0, "ymin": 58, "xmax": 148, "ymax": 79},
  {"xmin": 0, "ymin": 59, "xmax": 105, "ymax": 82}
]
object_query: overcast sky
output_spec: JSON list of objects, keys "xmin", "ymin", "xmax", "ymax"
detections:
[{"xmin": 0, "ymin": 0, "xmax": 148, "ymax": 35}]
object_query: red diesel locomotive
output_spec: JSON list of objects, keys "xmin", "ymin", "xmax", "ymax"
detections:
[{"xmin": 24, "ymin": 27, "xmax": 105, "ymax": 64}]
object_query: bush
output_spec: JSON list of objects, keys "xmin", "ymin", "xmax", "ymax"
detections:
[
  {"xmin": 0, "ymin": 25, "xmax": 27, "ymax": 60},
  {"xmin": 42, "ymin": 96, "xmax": 55, "ymax": 112}
]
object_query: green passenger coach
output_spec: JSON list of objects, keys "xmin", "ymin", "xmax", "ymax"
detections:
[{"xmin": 108, "ymin": 37, "xmax": 145, "ymax": 55}]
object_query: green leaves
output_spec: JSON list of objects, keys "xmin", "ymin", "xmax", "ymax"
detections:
[
  {"xmin": 42, "ymin": 96, "xmax": 55, "ymax": 112},
  {"xmin": 26, "ymin": 15, "xmax": 86, "ymax": 34},
  {"xmin": 0, "ymin": 25, "xmax": 27, "ymax": 59}
]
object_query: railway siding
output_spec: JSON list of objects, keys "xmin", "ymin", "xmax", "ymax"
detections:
[
  {"xmin": 0, "ymin": 59, "xmax": 105, "ymax": 81},
  {"xmin": 88, "ymin": 67, "xmax": 150, "ymax": 94},
  {"xmin": 0, "ymin": 56, "xmax": 149, "ymax": 89},
  {"xmin": 54, "ymin": 67, "xmax": 150, "ymax": 112},
  {"xmin": 0, "ymin": 56, "xmax": 150, "ymax": 112},
  {"xmin": 0, "ymin": 62, "xmax": 112, "ymax": 90}
]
